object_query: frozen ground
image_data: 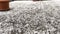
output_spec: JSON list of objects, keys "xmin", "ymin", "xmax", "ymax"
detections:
[{"xmin": 0, "ymin": 1, "xmax": 60, "ymax": 34}]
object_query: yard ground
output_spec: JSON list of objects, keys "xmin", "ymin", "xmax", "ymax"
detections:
[{"xmin": 0, "ymin": 1, "xmax": 60, "ymax": 34}]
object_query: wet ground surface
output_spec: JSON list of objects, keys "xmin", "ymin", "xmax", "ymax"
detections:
[{"xmin": 0, "ymin": 1, "xmax": 60, "ymax": 34}]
